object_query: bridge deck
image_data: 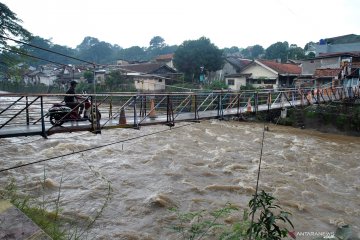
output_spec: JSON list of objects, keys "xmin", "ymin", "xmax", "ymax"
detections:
[{"xmin": 0, "ymin": 87, "xmax": 356, "ymax": 138}]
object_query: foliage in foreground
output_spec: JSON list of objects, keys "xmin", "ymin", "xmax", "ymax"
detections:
[{"xmin": 169, "ymin": 190, "xmax": 294, "ymax": 240}]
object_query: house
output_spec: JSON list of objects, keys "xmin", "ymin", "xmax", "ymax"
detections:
[
  {"xmin": 118, "ymin": 62, "xmax": 180, "ymax": 84},
  {"xmin": 299, "ymin": 52, "xmax": 360, "ymax": 88},
  {"xmin": 116, "ymin": 59, "xmax": 129, "ymax": 66},
  {"xmin": 24, "ymin": 64, "xmax": 61, "ymax": 86},
  {"xmin": 119, "ymin": 62, "xmax": 177, "ymax": 76},
  {"xmin": 94, "ymin": 69, "xmax": 107, "ymax": 85},
  {"xmin": 316, "ymin": 34, "xmax": 360, "ymax": 56},
  {"xmin": 55, "ymin": 65, "xmax": 84, "ymax": 88},
  {"xmin": 224, "ymin": 59, "xmax": 301, "ymax": 90},
  {"xmin": 154, "ymin": 54, "xmax": 174, "ymax": 69},
  {"xmin": 212, "ymin": 57, "xmax": 251, "ymax": 81},
  {"xmin": 313, "ymin": 68, "xmax": 342, "ymax": 87},
  {"xmin": 133, "ymin": 74, "xmax": 167, "ymax": 91}
]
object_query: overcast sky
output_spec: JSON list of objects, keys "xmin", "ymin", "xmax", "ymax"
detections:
[{"xmin": 2, "ymin": 0, "xmax": 360, "ymax": 50}]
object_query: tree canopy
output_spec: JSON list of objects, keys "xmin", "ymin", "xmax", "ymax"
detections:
[
  {"xmin": 173, "ymin": 37, "xmax": 223, "ymax": 82},
  {"xmin": 287, "ymin": 44, "xmax": 305, "ymax": 60},
  {"xmin": 265, "ymin": 41, "xmax": 289, "ymax": 62},
  {"xmin": 149, "ymin": 36, "xmax": 165, "ymax": 49},
  {"xmin": 241, "ymin": 45, "xmax": 265, "ymax": 59},
  {"xmin": 0, "ymin": 2, "xmax": 31, "ymax": 48}
]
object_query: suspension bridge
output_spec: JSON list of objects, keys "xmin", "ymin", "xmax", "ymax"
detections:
[{"xmin": 0, "ymin": 86, "xmax": 359, "ymax": 138}]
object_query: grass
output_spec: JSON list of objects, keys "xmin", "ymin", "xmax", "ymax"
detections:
[
  {"xmin": 168, "ymin": 191, "xmax": 294, "ymax": 240},
  {"xmin": 0, "ymin": 160, "xmax": 112, "ymax": 240}
]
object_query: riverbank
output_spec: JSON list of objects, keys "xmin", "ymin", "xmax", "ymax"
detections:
[{"xmin": 269, "ymin": 103, "xmax": 360, "ymax": 137}]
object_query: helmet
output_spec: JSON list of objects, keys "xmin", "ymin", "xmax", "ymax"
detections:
[{"xmin": 70, "ymin": 80, "xmax": 78, "ymax": 86}]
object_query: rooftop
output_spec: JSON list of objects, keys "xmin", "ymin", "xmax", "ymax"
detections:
[
  {"xmin": 314, "ymin": 68, "xmax": 342, "ymax": 78},
  {"xmin": 257, "ymin": 59, "xmax": 301, "ymax": 75}
]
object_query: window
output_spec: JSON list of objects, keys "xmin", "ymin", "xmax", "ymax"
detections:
[
  {"xmin": 227, "ymin": 79, "xmax": 235, "ymax": 85},
  {"xmin": 159, "ymin": 79, "xmax": 163, "ymax": 82},
  {"xmin": 263, "ymin": 79, "xmax": 276, "ymax": 84}
]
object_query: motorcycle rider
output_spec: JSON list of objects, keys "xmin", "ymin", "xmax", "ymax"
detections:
[{"xmin": 64, "ymin": 80, "xmax": 88, "ymax": 118}]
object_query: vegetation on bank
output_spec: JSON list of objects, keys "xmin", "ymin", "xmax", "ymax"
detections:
[
  {"xmin": 274, "ymin": 103, "xmax": 360, "ymax": 135},
  {"xmin": 169, "ymin": 190, "xmax": 294, "ymax": 240},
  {"xmin": 0, "ymin": 162, "xmax": 112, "ymax": 240}
]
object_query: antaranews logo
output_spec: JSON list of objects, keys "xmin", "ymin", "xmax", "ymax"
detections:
[{"xmin": 288, "ymin": 230, "xmax": 335, "ymax": 239}]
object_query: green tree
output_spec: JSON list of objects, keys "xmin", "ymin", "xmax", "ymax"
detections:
[
  {"xmin": 19, "ymin": 36, "xmax": 77, "ymax": 66},
  {"xmin": 0, "ymin": 2, "xmax": 32, "ymax": 81},
  {"xmin": 83, "ymin": 71, "xmax": 94, "ymax": 83},
  {"xmin": 223, "ymin": 46, "xmax": 240, "ymax": 56},
  {"xmin": 265, "ymin": 41, "xmax": 289, "ymax": 62},
  {"xmin": 241, "ymin": 47, "xmax": 251, "ymax": 58},
  {"xmin": 149, "ymin": 36, "xmax": 165, "ymax": 49},
  {"xmin": 119, "ymin": 46, "xmax": 147, "ymax": 62},
  {"xmin": 147, "ymin": 36, "xmax": 178, "ymax": 60},
  {"xmin": 287, "ymin": 45, "xmax": 305, "ymax": 60},
  {"xmin": 0, "ymin": 2, "xmax": 31, "ymax": 48},
  {"xmin": 304, "ymin": 41, "xmax": 315, "ymax": 51},
  {"xmin": 251, "ymin": 44, "xmax": 264, "ymax": 59},
  {"xmin": 242, "ymin": 45, "xmax": 265, "ymax": 59},
  {"xmin": 173, "ymin": 37, "xmax": 223, "ymax": 83},
  {"xmin": 205, "ymin": 80, "xmax": 228, "ymax": 90},
  {"xmin": 105, "ymin": 70, "xmax": 130, "ymax": 90},
  {"xmin": 306, "ymin": 52, "xmax": 315, "ymax": 59},
  {"xmin": 76, "ymin": 37, "xmax": 114, "ymax": 63}
]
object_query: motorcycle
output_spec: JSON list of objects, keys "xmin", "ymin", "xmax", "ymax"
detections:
[{"xmin": 47, "ymin": 98, "xmax": 101, "ymax": 126}]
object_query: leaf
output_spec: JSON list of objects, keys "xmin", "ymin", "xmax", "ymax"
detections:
[{"xmin": 335, "ymin": 225, "xmax": 352, "ymax": 240}]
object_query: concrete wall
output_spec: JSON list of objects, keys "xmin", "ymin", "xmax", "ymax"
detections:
[
  {"xmin": 316, "ymin": 43, "xmax": 360, "ymax": 56},
  {"xmin": 301, "ymin": 57, "xmax": 340, "ymax": 75},
  {"xmin": 225, "ymin": 76, "xmax": 246, "ymax": 90},
  {"xmin": 134, "ymin": 77, "xmax": 166, "ymax": 91}
]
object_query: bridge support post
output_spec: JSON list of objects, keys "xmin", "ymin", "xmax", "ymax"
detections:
[
  {"xmin": 236, "ymin": 94, "xmax": 241, "ymax": 120},
  {"xmin": 40, "ymin": 96, "xmax": 47, "ymax": 139},
  {"xmin": 254, "ymin": 92, "xmax": 258, "ymax": 115},
  {"xmin": 166, "ymin": 95, "xmax": 174, "ymax": 127},
  {"xmin": 217, "ymin": 93, "xmax": 223, "ymax": 119},
  {"xmin": 149, "ymin": 98, "xmax": 156, "ymax": 119},
  {"xmin": 119, "ymin": 107, "xmax": 126, "ymax": 125},
  {"xmin": 91, "ymin": 96, "xmax": 101, "ymax": 134},
  {"xmin": 140, "ymin": 95, "xmax": 146, "ymax": 117},
  {"xmin": 193, "ymin": 94, "xmax": 198, "ymax": 120},
  {"xmin": 26, "ymin": 96, "xmax": 30, "ymax": 126},
  {"xmin": 133, "ymin": 96, "xmax": 138, "ymax": 128}
]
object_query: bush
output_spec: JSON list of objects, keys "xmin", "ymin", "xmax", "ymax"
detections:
[{"xmin": 168, "ymin": 190, "xmax": 294, "ymax": 240}]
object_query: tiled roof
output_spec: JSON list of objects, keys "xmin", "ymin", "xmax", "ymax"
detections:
[
  {"xmin": 257, "ymin": 59, "xmax": 301, "ymax": 75},
  {"xmin": 119, "ymin": 63, "xmax": 176, "ymax": 74},
  {"xmin": 155, "ymin": 53, "xmax": 174, "ymax": 61},
  {"xmin": 226, "ymin": 57, "xmax": 252, "ymax": 70},
  {"xmin": 314, "ymin": 68, "xmax": 342, "ymax": 78}
]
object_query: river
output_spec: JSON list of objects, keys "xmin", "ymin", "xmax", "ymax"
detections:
[{"xmin": 0, "ymin": 120, "xmax": 359, "ymax": 239}]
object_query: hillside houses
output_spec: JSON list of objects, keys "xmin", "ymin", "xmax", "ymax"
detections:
[
  {"xmin": 224, "ymin": 59, "xmax": 301, "ymax": 90},
  {"xmin": 3, "ymin": 34, "xmax": 360, "ymax": 92},
  {"xmin": 296, "ymin": 52, "xmax": 360, "ymax": 88}
]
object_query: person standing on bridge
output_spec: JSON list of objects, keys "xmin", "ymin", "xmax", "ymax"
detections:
[{"xmin": 64, "ymin": 80, "xmax": 88, "ymax": 118}]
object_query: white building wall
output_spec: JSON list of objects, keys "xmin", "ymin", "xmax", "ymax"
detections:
[
  {"xmin": 225, "ymin": 77, "xmax": 246, "ymax": 90},
  {"xmin": 134, "ymin": 78, "xmax": 166, "ymax": 91},
  {"xmin": 241, "ymin": 64, "xmax": 277, "ymax": 78}
]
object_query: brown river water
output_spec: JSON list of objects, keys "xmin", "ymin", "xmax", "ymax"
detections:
[{"xmin": 0, "ymin": 120, "xmax": 359, "ymax": 239}]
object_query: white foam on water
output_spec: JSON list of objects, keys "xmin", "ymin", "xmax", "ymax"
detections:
[{"xmin": 1, "ymin": 121, "xmax": 360, "ymax": 238}]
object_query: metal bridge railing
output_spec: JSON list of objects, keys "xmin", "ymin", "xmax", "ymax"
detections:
[{"xmin": 1, "ymin": 86, "xmax": 359, "ymax": 138}]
